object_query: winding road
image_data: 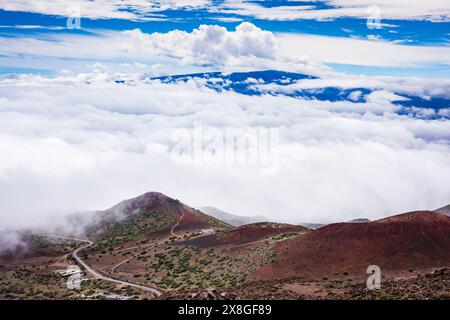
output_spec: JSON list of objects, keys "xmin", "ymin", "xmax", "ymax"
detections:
[{"xmin": 42, "ymin": 234, "xmax": 162, "ymax": 297}]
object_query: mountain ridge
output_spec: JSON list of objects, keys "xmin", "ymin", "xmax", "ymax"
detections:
[{"xmin": 435, "ymin": 204, "xmax": 450, "ymax": 216}]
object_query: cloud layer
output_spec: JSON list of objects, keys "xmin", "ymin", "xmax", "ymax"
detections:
[{"xmin": 0, "ymin": 70, "xmax": 449, "ymax": 231}]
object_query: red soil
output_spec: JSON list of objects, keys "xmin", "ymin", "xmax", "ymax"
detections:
[
  {"xmin": 146, "ymin": 208, "xmax": 215, "ymax": 238},
  {"xmin": 253, "ymin": 211, "xmax": 450, "ymax": 281},
  {"xmin": 175, "ymin": 210, "xmax": 213, "ymax": 232}
]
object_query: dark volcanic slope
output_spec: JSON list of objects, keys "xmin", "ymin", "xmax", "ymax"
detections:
[{"xmin": 253, "ymin": 211, "xmax": 450, "ymax": 281}]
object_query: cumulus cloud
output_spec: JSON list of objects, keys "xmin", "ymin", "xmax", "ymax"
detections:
[
  {"xmin": 0, "ymin": 71, "xmax": 449, "ymax": 232},
  {"xmin": 137, "ymin": 22, "xmax": 278, "ymax": 66}
]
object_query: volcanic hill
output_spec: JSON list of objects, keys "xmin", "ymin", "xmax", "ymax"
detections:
[
  {"xmin": 85, "ymin": 192, "xmax": 232, "ymax": 242},
  {"xmin": 253, "ymin": 211, "xmax": 450, "ymax": 281}
]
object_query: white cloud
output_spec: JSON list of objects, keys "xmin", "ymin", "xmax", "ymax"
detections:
[
  {"xmin": 0, "ymin": 0, "xmax": 209, "ymax": 20},
  {"xmin": 140, "ymin": 22, "xmax": 278, "ymax": 66},
  {"xmin": 253, "ymin": 74, "xmax": 450, "ymax": 99},
  {"xmin": 277, "ymin": 33, "xmax": 450, "ymax": 68},
  {"xmin": 217, "ymin": 0, "xmax": 450, "ymax": 21},
  {"xmin": 0, "ymin": 25, "xmax": 67, "ymax": 30},
  {"xmin": 0, "ymin": 72, "xmax": 449, "ymax": 231}
]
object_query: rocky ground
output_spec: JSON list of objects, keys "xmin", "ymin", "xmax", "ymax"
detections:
[
  {"xmin": 165, "ymin": 269, "xmax": 450, "ymax": 300},
  {"xmin": 336, "ymin": 268, "xmax": 450, "ymax": 300}
]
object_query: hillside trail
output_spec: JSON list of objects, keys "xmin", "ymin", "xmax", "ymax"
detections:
[
  {"xmin": 170, "ymin": 211, "xmax": 186, "ymax": 237},
  {"xmin": 111, "ymin": 256, "xmax": 135, "ymax": 272}
]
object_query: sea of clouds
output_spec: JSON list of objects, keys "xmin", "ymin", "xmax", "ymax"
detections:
[
  {"xmin": 0, "ymin": 22, "xmax": 449, "ymax": 237},
  {"xmin": 0, "ymin": 69, "xmax": 449, "ymax": 233}
]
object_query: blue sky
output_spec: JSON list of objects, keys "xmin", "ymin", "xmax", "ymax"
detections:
[{"xmin": 0, "ymin": 1, "xmax": 449, "ymax": 77}]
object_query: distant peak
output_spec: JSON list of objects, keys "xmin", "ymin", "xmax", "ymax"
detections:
[{"xmin": 435, "ymin": 204, "xmax": 450, "ymax": 216}]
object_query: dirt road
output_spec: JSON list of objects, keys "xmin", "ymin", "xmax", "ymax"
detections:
[{"xmin": 42, "ymin": 234, "xmax": 162, "ymax": 297}]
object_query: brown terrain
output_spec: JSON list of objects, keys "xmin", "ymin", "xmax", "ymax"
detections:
[{"xmin": 1, "ymin": 192, "xmax": 450, "ymax": 300}]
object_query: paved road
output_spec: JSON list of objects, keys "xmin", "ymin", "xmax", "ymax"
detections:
[{"xmin": 42, "ymin": 234, "xmax": 162, "ymax": 297}]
